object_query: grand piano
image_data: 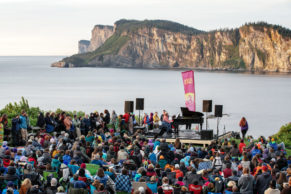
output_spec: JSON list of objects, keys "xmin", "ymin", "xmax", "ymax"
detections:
[{"xmin": 172, "ymin": 107, "xmax": 204, "ymax": 133}]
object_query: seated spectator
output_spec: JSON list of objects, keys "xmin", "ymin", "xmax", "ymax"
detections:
[
  {"xmin": 264, "ymin": 180, "xmax": 280, "ymax": 194},
  {"xmin": 160, "ymin": 177, "xmax": 173, "ymax": 194},
  {"xmin": 115, "ymin": 169, "xmax": 132, "ymax": 193},
  {"xmin": 223, "ymin": 163, "xmax": 232, "ymax": 178},
  {"xmin": 147, "ymin": 176, "xmax": 158, "ymax": 194},
  {"xmin": 188, "ymin": 180, "xmax": 202, "ymax": 194},
  {"xmin": 173, "ymin": 164, "xmax": 183, "ymax": 179}
]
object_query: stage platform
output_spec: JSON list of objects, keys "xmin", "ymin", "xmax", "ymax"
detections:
[
  {"xmin": 145, "ymin": 129, "xmax": 234, "ymax": 147},
  {"xmin": 145, "ymin": 129, "xmax": 212, "ymax": 147}
]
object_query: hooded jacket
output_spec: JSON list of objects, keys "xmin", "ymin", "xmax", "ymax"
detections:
[
  {"xmin": 238, "ymin": 174, "xmax": 254, "ymax": 194},
  {"xmin": 255, "ymin": 172, "xmax": 272, "ymax": 194}
]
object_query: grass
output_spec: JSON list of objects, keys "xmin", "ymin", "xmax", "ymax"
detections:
[{"xmin": 64, "ymin": 34, "xmax": 130, "ymax": 66}]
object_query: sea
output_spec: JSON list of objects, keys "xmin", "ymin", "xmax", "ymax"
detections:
[{"xmin": 0, "ymin": 56, "xmax": 290, "ymax": 138}]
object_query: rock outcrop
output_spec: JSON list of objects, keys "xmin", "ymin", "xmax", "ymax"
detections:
[
  {"xmin": 78, "ymin": 40, "xmax": 90, "ymax": 54},
  {"xmin": 53, "ymin": 20, "xmax": 291, "ymax": 73}
]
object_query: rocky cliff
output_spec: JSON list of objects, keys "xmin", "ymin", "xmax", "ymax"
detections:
[
  {"xmin": 78, "ymin": 25, "xmax": 114, "ymax": 54},
  {"xmin": 78, "ymin": 40, "xmax": 90, "ymax": 54},
  {"xmin": 52, "ymin": 20, "xmax": 291, "ymax": 73}
]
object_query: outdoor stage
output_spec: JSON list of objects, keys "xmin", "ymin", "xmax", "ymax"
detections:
[{"xmin": 145, "ymin": 128, "xmax": 234, "ymax": 147}]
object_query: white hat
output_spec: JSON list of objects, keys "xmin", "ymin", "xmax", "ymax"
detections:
[
  {"xmin": 227, "ymin": 181, "xmax": 236, "ymax": 187},
  {"xmin": 138, "ymin": 187, "xmax": 145, "ymax": 193},
  {"xmin": 51, "ymin": 178, "xmax": 57, "ymax": 187},
  {"xmin": 175, "ymin": 164, "xmax": 180, "ymax": 169}
]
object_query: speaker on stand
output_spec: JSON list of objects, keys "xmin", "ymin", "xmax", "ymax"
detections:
[
  {"xmin": 136, "ymin": 98, "xmax": 144, "ymax": 126},
  {"xmin": 214, "ymin": 105, "xmax": 223, "ymax": 140},
  {"xmin": 124, "ymin": 101, "xmax": 134, "ymax": 113},
  {"xmin": 202, "ymin": 100, "xmax": 212, "ymax": 130}
]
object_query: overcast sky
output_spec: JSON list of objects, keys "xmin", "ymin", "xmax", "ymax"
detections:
[{"xmin": 0, "ymin": 0, "xmax": 290, "ymax": 56}]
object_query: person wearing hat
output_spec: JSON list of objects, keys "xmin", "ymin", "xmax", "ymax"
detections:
[
  {"xmin": 45, "ymin": 178, "xmax": 58, "ymax": 194},
  {"xmin": 76, "ymin": 163, "xmax": 92, "ymax": 179},
  {"xmin": 56, "ymin": 186, "xmax": 65, "ymax": 194},
  {"xmin": 173, "ymin": 164, "xmax": 184, "ymax": 179},
  {"xmin": 158, "ymin": 155, "xmax": 167, "ymax": 169}
]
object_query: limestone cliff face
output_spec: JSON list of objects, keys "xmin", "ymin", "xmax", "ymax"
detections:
[
  {"xmin": 78, "ymin": 40, "xmax": 90, "ymax": 54},
  {"xmin": 53, "ymin": 20, "xmax": 291, "ymax": 73},
  {"xmin": 87, "ymin": 25, "xmax": 114, "ymax": 52}
]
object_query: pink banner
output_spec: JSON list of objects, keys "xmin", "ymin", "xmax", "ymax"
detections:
[{"xmin": 182, "ymin": 70, "xmax": 196, "ymax": 111}]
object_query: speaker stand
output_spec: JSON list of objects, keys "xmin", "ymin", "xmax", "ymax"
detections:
[
  {"xmin": 138, "ymin": 110, "xmax": 141, "ymax": 126},
  {"xmin": 216, "ymin": 117, "xmax": 221, "ymax": 141},
  {"xmin": 205, "ymin": 112, "xmax": 208, "ymax": 130}
]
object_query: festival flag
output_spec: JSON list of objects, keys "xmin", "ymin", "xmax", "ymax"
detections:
[{"xmin": 182, "ymin": 70, "xmax": 196, "ymax": 111}]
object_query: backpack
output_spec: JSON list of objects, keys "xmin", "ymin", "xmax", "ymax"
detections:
[{"xmin": 214, "ymin": 180, "xmax": 224, "ymax": 193}]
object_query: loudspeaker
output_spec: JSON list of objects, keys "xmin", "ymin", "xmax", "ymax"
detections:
[
  {"xmin": 215, "ymin": 105, "xmax": 223, "ymax": 117},
  {"xmin": 203, "ymin": 100, "xmax": 212, "ymax": 112},
  {"xmin": 201, "ymin": 130, "xmax": 213, "ymax": 140},
  {"xmin": 124, "ymin": 101, "xmax": 134, "ymax": 113},
  {"xmin": 136, "ymin": 98, "xmax": 144, "ymax": 110}
]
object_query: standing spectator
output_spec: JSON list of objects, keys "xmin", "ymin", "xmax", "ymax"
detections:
[
  {"xmin": 11, "ymin": 115, "xmax": 21, "ymax": 146},
  {"xmin": 1, "ymin": 114, "xmax": 9, "ymax": 140},
  {"xmin": 238, "ymin": 168, "xmax": 254, "ymax": 194},
  {"xmin": 36, "ymin": 112, "xmax": 45, "ymax": 129},
  {"xmin": 239, "ymin": 117, "xmax": 248, "ymax": 140},
  {"xmin": 19, "ymin": 110, "xmax": 28, "ymax": 143},
  {"xmin": 255, "ymin": 165, "xmax": 272, "ymax": 194},
  {"xmin": 72, "ymin": 115, "xmax": 81, "ymax": 138},
  {"xmin": 45, "ymin": 112, "xmax": 55, "ymax": 133},
  {"xmin": 239, "ymin": 139, "xmax": 246, "ymax": 154},
  {"xmin": 153, "ymin": 112, "xmax": 160, "ymax": 129}
]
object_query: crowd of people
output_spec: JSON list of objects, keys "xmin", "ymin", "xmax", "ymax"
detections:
[{"xmin": 0, "ymin": 110, "xmax": 290, "ymax": 194}]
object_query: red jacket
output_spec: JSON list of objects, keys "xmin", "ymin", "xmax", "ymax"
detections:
[
  {"xmin": 239, "ymin": 142, "xmax": 246, "ymax": 153},
  {"xmin": 189, "ymin": 184, "xmax": 202, "ymax": 194},
  {"xmin": 123, "ymin": 113, "xmax": 130, "ymax": 123},
  {"xmin": 173, "ymin": 169, "xmax": 183, "ymax": 179}
]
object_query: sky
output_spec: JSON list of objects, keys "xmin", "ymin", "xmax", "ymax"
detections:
[{"xmin": 0, "ymin": 0, "xmax": 290, "ymax": 56}]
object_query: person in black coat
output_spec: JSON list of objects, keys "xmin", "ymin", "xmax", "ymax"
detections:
[
  {"xmin": 36, "ymin": 112, "xmax": 45, "ymax": 128},
  {"xmin": 11, "ymin": 115, "xmax": 21, "ymax": 146},
  {"xmin": 255, "ymin": 166, "xmax": 272, "ymax": 194}
]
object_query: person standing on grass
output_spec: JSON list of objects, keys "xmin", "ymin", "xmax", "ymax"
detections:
[
  {"xmin": 239, "ymin": 117, "xmax": 248, "ymax": 140},
  {"xmin": 20, "ymin": 110, "xmax": 28, "ymax": 143}
]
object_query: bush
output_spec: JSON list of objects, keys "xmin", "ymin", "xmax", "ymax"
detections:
[
  {"xmin": 0, "ymin": 97, "xmax": 85, "ymax": 128},
  {"xmin": 0, "ymin": 97, "xmax": 41, "ymax": 127},
  {"xmin": 272, "ymin": 123, "xmax": 291, "ymax": 148}
]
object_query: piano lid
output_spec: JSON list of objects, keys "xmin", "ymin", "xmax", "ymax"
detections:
[{"xmin": 180, "ymin": 107, "xmax": 204, "ymax": 117}]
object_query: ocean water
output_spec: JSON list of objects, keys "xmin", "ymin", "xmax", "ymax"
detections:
[{"xmin": 0, "ymin": 56, "xmax": 290, "ymax": 138}]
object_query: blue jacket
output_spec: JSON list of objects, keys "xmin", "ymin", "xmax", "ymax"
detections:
[
  {"xmin": 2, "ymin": 189, "xmax": 19, "ymax": 194},
  {"xmin": 94, "ymin": 175, "xmax": 109, "ymax": 186},
  {"xmin": 12, "ymin": 118, "xmax": 20, "ymax": 131},
  {"xmin": 19, "ymin": 115, "xmax": 27, "ymax": 129},
  {"xmin": 147, "ymin": 182, "xmax": 158, "ymax": 194},
  {"xmin": 251, "ymin": 149, "xmax": 261, "ymax": 157},
  {"xmin": 269, "ymin": 142, "xmax": 278, "ymax": 151},
  {"xmin": 63, "ymin": 155, "xmax": 71, "ymax": 165}
]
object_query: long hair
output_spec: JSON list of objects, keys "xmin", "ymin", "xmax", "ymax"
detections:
[
  {"xmin": 239, "ymin": 117, "xmax": 246, "ymax": 127},
  {"xmin": 21, "ymin": 178, "xmax": 32, "ymax": 189}
]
